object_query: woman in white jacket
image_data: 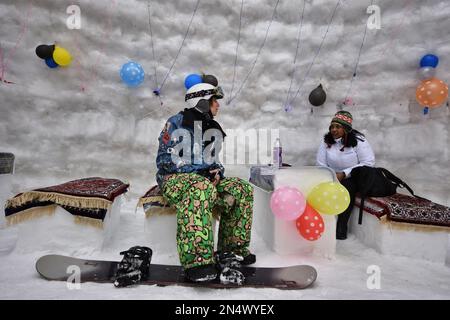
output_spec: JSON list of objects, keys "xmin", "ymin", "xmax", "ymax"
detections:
[{"xmin": 316, "ymin": 111, "xmax": 375, "ymax": 239}]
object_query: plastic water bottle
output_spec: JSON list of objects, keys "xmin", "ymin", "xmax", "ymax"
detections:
[{"xmin": 273, "ymin": 138, "xmax": 282, "ymax": 168}]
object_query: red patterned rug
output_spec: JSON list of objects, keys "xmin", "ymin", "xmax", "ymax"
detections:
[
  {"xmin": 33, "ymin": 177, "xmax": 129, "ymax": 201},
  {"xmin": 5, "ymin": 177, "xmax": 129, "ymax": 223},
  {"xmin": 138, "ymin": 185, "xmax": 169, "ymax": 210},
  {"xmin": 355, "ymin": 193, "xmax": 450, "ymax": 227}
]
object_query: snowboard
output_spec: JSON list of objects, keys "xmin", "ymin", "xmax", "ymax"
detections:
[{"xmin": 36, "ymin": 254, "xmax": 317, "ymax": 290}]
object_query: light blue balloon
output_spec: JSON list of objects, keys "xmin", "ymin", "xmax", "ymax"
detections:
[{"xmin": 120, "ymin": 61, "xmax": 145, "ymax": 87}]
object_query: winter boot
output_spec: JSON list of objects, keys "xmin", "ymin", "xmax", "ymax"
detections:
[
  {"xmin": 114, "ymin": 246, "xmax": 153, "ymax": 287},
  {"xmin": 242, "ymin": 253, "xmax": 256, "ymax": 265},
  {"xmin": 184, "ymin": 264, "xmax": 218, "ymax": 283},
  {"xmin": 215, "ymin": 251, "xmax": 245, "ymax": 285}
]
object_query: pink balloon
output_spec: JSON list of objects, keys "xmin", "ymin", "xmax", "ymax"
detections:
[{"xmin": 270, "ymin": 186, "xmax": 306, "ymax": 221}]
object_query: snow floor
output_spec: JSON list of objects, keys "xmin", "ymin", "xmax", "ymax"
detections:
[{"xmin": 0, "ymin": 198, "xmax": 449, "ymax": 300}]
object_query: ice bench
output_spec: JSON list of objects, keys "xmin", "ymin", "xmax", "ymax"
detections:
[
  {"xmin": 349, "ymin": 193, "xmax": 450, "ymax": 265},
  {"xmin": 139, "ymin": 185, "xmax": 218, "ymax": 254},
  {"xmin": 0, "ymin": 152, "xmax": 15, "ymax": 228},
  {"xmin": 3, "ymin": 177, "xmax": 128, "ymax": 253},
  {"xmin": 250, "ymin": 165, "xmax": 337, "ymax": 258}
]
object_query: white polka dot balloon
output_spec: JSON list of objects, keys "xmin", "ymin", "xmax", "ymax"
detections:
[
  {"xmin": 120, "ymin": 61, "xmax": 145, "ymax": 87},
  {"xmin": 270, "ymin": 186, "xmax": 306, "ymax": 221},
  {"xmin": 307, "ymin": 181, "xmax": 350, "ymax": 215},
  {"xmin": 296, "ymin": 204, "xmax": 325, "ymax": 241},
  {"xmin": 415, "ymin": 77, "xmax": 448, "ymax": 108}
]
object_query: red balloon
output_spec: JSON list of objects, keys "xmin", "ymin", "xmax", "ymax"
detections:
[{"xmin": 296, "ymin": 204, "xmax": 325, "ymax": 241}]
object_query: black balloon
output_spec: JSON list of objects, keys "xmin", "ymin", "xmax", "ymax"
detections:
[
  {"xmin": 35, "ymin": 44, "xmax": 55, "ymax": 60},
  {"xmin": 202, "ymin": 74, "xmax": 218, "ymax": 86},
  {"xmin": 308, "ymin": 84, "xmax": 327, "ymax": 106}
]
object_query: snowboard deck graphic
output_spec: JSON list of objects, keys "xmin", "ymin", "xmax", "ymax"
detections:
[{"xmin": 36, "ymin": 254, "xmax": 317, "ymax": 290}]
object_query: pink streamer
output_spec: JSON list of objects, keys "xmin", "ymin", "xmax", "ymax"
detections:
[
  {"xmin": 1, "ymin": 1, "xmax": 33, "ymax": 83},
  {"xmin": 72, "ymin": 0, "xmax": 117, "ymax": 92}
]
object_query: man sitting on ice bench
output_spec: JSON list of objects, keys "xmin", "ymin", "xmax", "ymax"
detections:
[{"xmin": 154, "ymin": 75, "xmax": 255, "ymax": 284}]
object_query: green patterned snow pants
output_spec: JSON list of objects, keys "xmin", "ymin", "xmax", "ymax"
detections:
[{"xmin": 162, "ymin": 173, "xmax": 253, "ymax": 269}]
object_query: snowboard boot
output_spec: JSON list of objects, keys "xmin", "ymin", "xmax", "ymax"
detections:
[
  {"xmin": 215, "ymin": 251, "xmax": 245, "ymax": 285},
  {"xmin": 184, "ymin": 264, "xmax": 218, "ymax": 283},
  {"xmin": 114, "ymin": 246, "xmax": 153, "ymax": 287},
  {"xmin": 242, "ymin": 253, "xmax": 256, "ymax": 265}
]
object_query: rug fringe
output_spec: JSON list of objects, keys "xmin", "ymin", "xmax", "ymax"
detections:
[
  {"xmin": 6, "ymin": 191, "xmax": 112, "ymax": 210},
  {"xmin": 6, "ymin": 205, "xmax": 104, "ymax": 228},
  {"xmin": 73, "ymin": 215, "xmax": 104, "ymax": 229},
  {"xmin": 137, "ymin": 195, "xmax": 168, "ymax": 207},
  {"xmin": 382, "ymin": 216, "xmax": 450, "ymax": 232},
  {"xmin": 6, "ymin": 205, "xmax": 56, "ymax": 225}
]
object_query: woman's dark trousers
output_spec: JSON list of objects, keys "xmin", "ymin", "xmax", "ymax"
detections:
[{"xmin": 336, "ymin": 177, "xmax": 358, "ymax": 240}]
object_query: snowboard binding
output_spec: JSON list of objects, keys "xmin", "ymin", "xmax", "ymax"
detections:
[
  {"xmin": 215, "ymin": 251, "xmax": 245, "ymax": 286},
  {"xmin": 114, "ymin": 246, "xmax": 153, "ymax": 288}
]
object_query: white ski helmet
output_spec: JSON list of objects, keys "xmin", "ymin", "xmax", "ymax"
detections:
[{"xmin": 185, "ymin": 83, "xmax": 224, "ymax": 112}]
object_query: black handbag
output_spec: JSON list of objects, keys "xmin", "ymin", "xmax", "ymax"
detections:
[{"xmin": 350, "ymin": 166, "xmax": 421, "ymax": 224}]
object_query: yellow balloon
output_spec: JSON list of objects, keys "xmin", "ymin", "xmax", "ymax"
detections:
[
  {"xmin": 307, "ymin": 182, "xmax": 350, "ymax": 215},
  {"xmin": 53, "ymin": 46, "xmax": 72, "ymax": 66}
]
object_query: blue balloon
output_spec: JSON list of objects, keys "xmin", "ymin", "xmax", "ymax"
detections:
[
  {"xmin": 184, "ymin": 74, "xmax": 202, "ymax": 89},
  {"xmin": 45, "ymin": 57, "xmax": 58, "ymax": 68},
  {"xmin": 420, "ymin": 54, "xmax": 439, "ymax": 68},
  {"xmin": 120, "ymin": 61, "xmax": 145, "ymax": 87}
]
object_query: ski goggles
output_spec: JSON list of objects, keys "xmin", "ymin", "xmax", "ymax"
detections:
[{"xmin": 185, "ymin": 86, "xmax": 224, "ymax": 102}]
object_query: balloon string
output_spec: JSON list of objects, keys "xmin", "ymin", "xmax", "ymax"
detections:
[
  {"xmin": 71, "ymin": 25, "xmax": 89, "ymax": 92},
  {"xmin": 147, "ymin": 0, "xmax": 159, "ymax": 91},
  {"xmin": 1, "ymin": 0, "xmax": 33, "ymax": 83},
  {"xmin": 284, "ymin": 0, "xmax": 306, "ymax": 109},
  {"xmin": 157, "ymin": 0, "xmax": 201, "ymax": 93},
  {"xmin": 0, "ymin": 43, "xmax": 14, "ymax": 83},
  {"xmin": 72, "ymin": 35, "xmax": 88, "ymax": 91},
  {"xmin": 0, "ymin": 42, "xmax": 5, "ymax": 82},
  {"xmin": 288, "ymin": 0, "xmax": 341, "ymax": 107},
  {"xmin": 227, "ymin": 0, "xmax": 281, "ymax": 105},
  {"xmin": 72, "ymin": 0, "xmax": 117, "ymax": 92},
  {"xmin": 229, "ymin": 0, "xmax": 245, "ymax": 104},
  {"xmin": 343, "ymin": 0, "xmax": 373, "ymax": 104}
]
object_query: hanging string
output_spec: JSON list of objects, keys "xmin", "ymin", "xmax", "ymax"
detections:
[
  {"xmin": 288, "ymin": 0, "xmax": 341, "ymax": 107},
  {"xmin": 141, "ymin": 0, "xmax": 201, "ymax": 119},
  {"xmin": 227, "ymin": 0, "xmax": 281, "ymax": 105},
  {"xmin": 0, "ymin": 43, "xmax": 14, "ymax": 84},
  {"xmin": 71, "ymin": 0, "xmax": 117, "ymax": 92},
  {"xmin": 229, "ymin": 0, "xmax": 245, "ymax": 102},
  {"xmin": 147, "ymin": 0, "xmax": 159, "ymax": 94},
  {"xmin": 342, "ymin": 0, "xmax": 374, "ymax": 106},
  {"xmin": 146, "ymin": 0, "xmax": 164, "ymax": 106},
  {"xmin": 0, "ymin": 0, "xmax": 34, "ymax": 84},
  {"xmin": 284, "ymin": 0, "xmax": 306, "ymax": 110},
  {"xmin": 157, "ymin": 0, "xmax": 201, "ymax": 93}
]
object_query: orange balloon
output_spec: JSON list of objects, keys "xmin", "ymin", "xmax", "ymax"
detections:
[{"xmin": 415, "ymin": 77, "xmax": 449, "ymax": 108}]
